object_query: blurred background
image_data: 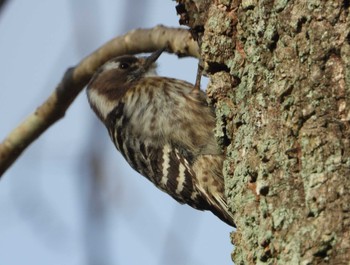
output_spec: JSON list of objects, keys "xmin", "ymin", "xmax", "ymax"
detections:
[{"xmin": 0, "ymin": 0, "xmax": 233, "ymax": 264}]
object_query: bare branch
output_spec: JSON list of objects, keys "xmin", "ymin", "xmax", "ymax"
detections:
[{"xmin": 0, "ymin": 25, "xmax": 199, "ymax": 177}]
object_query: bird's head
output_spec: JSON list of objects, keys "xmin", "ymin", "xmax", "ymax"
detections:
[{"xmin": 86, "ymin": 49, "xmax": 163, "ymax": 121}]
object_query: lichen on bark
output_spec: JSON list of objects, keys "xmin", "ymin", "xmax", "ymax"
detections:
[{"xmin": 177, "ymin": 0, "xmax": 350, "ymax": 264}]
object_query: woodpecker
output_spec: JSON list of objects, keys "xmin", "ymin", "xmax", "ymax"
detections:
[{"xmin": 86, "ymin": 49, "xmax": 234, "ymax": 226}]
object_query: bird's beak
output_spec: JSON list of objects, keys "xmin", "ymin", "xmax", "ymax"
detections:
[{"xmin": 143, "ymin": 48, "xmax": 165, "ymax": 70}]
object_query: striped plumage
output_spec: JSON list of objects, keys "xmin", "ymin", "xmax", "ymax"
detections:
[{"xmin": 86, "ymin": 50, "xmax": 234, "ymax": 226}]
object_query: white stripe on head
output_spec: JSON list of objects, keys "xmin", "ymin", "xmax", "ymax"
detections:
[{"xmin": 103, "ymin": 61, "xmax": 121, "ymax": 71}]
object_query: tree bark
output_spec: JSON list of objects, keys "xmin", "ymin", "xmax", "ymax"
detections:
[{"xmin": 177, "ymin": 0, "xmax": 350, "ymax": 264}]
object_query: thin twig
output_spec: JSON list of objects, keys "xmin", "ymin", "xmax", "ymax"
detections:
[{"xmin": 0, "ymin": 25, "xmax": 199, "ymax": 177}]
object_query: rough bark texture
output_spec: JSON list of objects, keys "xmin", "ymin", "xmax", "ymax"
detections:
[{"xmin": 177, "ymin": 0, "xmax": 350, "ymax": 264}]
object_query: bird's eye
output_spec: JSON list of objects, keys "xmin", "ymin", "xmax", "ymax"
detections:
[{"xmin": 120, "ymin": 62, "xmax": 130, "ymax": 69}]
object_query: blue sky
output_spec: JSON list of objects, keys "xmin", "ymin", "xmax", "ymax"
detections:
[{"xmin": 0, "ymin": 1, "xmax": 233, "ymax": 264}]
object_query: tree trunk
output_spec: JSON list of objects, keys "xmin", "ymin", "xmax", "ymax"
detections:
[{"xmin": 177, "ymin": 0, "xmax": 350, "ymax": 264}]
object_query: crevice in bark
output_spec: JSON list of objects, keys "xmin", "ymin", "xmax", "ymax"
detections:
[
  {"xmin": 206, "ymin": 62, "xmax": 230, "ymax": 74},
  {"xmin": 266, "ymin": 31, "xmax": 279, "ymax": 52},
  {"xmin": 295, "ymin": 16, "xmax": 308, "ymax": 34},
  {"xmin": 219, "ymin": 118, "xmax": 231, "ymax": 148},
  {"xmin": 278, "ymin": 85, "xmax": 294, "ymax": 105},
  {"xmin": 346, "ymin": 31, "xmax": 350, "ymax": 44}
]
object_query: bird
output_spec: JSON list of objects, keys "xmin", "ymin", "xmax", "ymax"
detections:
[{"xmin": 86, "ymin": 49, "xmax": 234, "ymax": 226}]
